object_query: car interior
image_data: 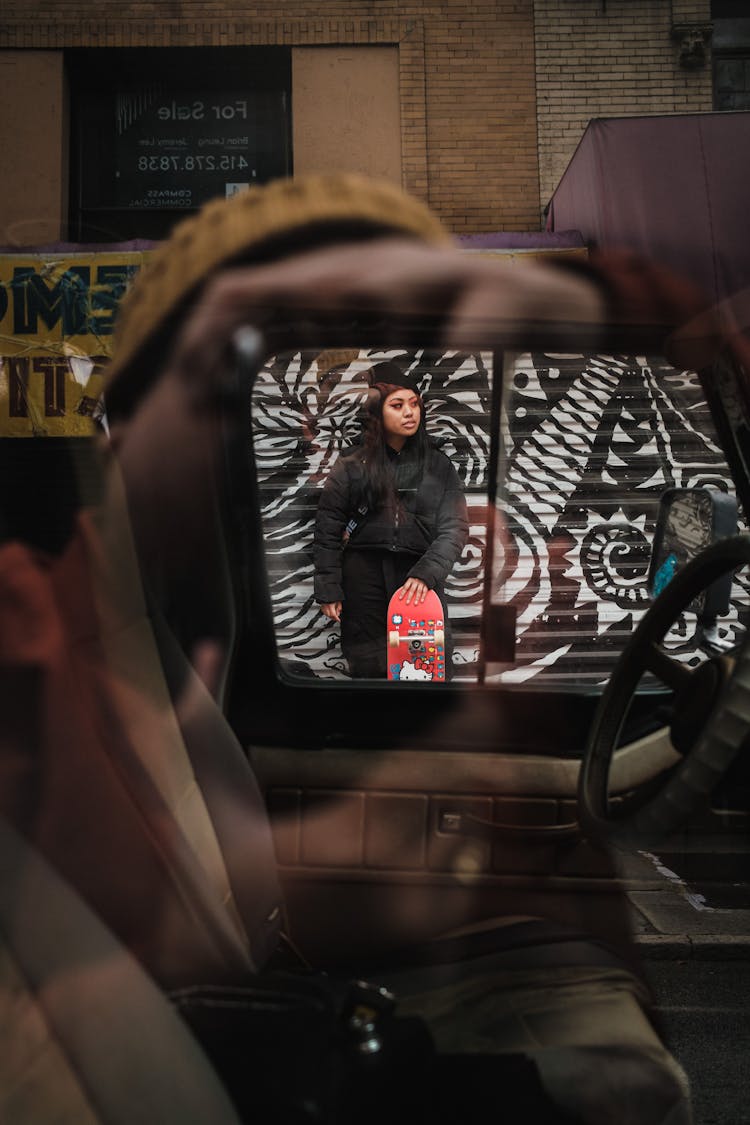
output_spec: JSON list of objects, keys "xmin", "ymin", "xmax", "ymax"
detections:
[
  {"xmin": 2, "ymin": 198, "xmax": 749, "ymax": 1122},
  {"xmin": 222, "ymin": 327, "xmax": 749, "ymax": 966}
]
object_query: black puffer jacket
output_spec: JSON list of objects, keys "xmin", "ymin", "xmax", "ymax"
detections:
[{"xmin": 313, "ymin": 441, "xmax": 469, "ymax": 604}]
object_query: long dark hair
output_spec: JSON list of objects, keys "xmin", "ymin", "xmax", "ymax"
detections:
[{"xmin": 360, "ymin": 381, "xmax": 428, "ymax": 511}]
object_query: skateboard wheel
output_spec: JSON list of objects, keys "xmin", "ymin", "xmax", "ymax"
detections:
[
  {"xmin": 389, "ymin": 630, "xmax": 400, "ymax": 647},
  {"xmin": 434, "ymin": 629, "xmax": 445, "ymax": 646}
]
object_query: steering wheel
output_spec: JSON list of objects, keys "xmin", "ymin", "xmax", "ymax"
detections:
[{"xmin": 578, "ymin": 534, "xmax": 750, "ymax": 848}]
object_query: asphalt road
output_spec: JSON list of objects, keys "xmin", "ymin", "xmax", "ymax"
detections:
[{"xmin": 644, "ymin": 960, "xmax": 750, "ymax": 1125}]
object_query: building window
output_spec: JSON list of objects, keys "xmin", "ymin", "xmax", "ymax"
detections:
[
  {"xmin": 711, "ymin": 2, "xmax": 750, "ymax": 110},
  {"xmin": 67, "ymin": 48, "xmax": 292, "ymax": 242}
]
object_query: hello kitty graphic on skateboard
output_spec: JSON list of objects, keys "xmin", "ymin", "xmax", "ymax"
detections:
[{"xmin": 387, "ymin": 588, "xmax": 446, "ymax": 682}]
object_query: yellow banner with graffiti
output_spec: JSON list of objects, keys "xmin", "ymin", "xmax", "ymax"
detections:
[
  {"xmin": 0, "ymin": 244, "xmax": 586, "ymax": 437},
  {"xmin": 0, "ymin": 251, "xmax": 151, "ymax": 436}
]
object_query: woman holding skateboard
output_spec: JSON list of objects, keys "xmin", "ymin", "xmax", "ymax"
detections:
[{"xmin": 313, "ymin": 361, "xmax": 469, "ymax": 678}]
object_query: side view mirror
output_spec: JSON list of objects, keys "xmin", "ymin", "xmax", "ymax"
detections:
[{"xmin": 648, "ymin": 487, "xmax": 738, "ymax": 617}]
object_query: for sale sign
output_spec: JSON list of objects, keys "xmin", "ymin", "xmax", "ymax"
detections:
[{"xmin": 83, "ymin": 89, "xmax": 289, "ymax": 212}]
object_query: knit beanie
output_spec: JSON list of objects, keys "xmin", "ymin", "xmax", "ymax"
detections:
[{"xmin": 105, "ymin": 173, "xmax": 451, "ymax": 419}]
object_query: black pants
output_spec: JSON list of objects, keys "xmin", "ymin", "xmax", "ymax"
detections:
[{"xmin": 341, "ymin": 549, "xmax": 451, "ymax": 679}]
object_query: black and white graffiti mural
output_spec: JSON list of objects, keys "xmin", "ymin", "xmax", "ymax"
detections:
[
  {"xmin": 495, "ymin": 353, "xmax": 747, "ymax": 685},
  {"xmin": 252, "ymin": 348, "xmax": 746, "ymax": 685}
]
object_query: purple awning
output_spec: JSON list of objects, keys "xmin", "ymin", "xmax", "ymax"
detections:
[
  {"xmin": 546, "ymin": 112, "xmax": 750, "ymax": 306},
  {"xmin": 0, "ymin": 239, "xmax": 161, "ymax": 253},
  {"xmin": 456, "ymin": 230, "xmax": 585, "ymax": 250}
]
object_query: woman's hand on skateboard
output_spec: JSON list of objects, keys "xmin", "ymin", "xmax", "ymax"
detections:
[
  {"xmin": 399, "ymin": 578, "xmax": 428, "ymax": 605},
  {"xmin": 321, "ymin": 601, "xmax": 342, "ymax": 623}
]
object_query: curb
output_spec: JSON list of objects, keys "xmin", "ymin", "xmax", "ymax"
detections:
[{"xmin": 636, "ymin": 933, "xmax": 750, "ymax": 960}]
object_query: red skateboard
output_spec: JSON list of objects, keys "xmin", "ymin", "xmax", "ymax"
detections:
[{"xmin": 386, "ymin": 588, "xmax": 447, "ymax": 682}]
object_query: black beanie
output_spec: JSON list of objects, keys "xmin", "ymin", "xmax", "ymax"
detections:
[{"xmin": 367, "ymin": 360, "xmax": 420, "ymax": 393}]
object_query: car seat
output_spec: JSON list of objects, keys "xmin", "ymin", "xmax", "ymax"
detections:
[{"xmin": 0, "ymin": 816, "xmax": 241, "ymax": 1124}]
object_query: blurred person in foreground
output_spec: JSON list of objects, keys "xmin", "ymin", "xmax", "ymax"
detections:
[{"xmin": 5, "ymin": 171, "xmax": 735, "ymax": 1123}]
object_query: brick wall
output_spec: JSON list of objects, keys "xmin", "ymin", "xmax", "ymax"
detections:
[
  {"xmin": 535, "ymin": 0, "xmax": 713, "ymax": 218},
  {"xmin": 0, "ymin": 1, "xmax": 719, "ymax": 234},
  {"xmin": 0, "ymin": 1, "xmax": 540, "ymax": 234}
]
